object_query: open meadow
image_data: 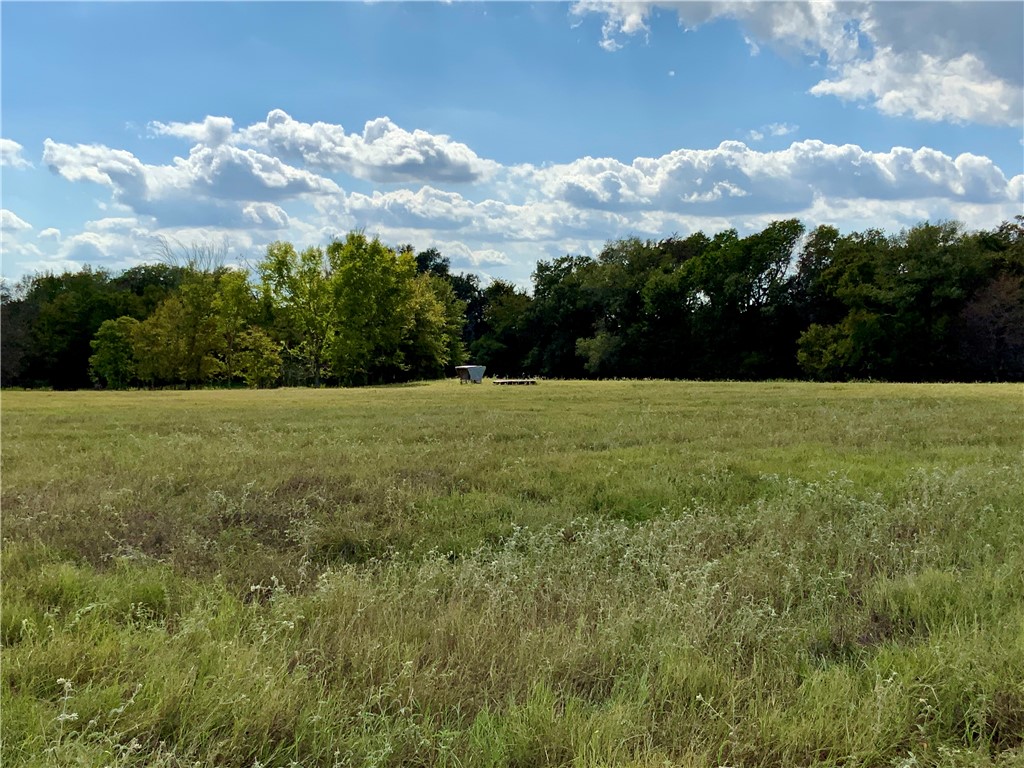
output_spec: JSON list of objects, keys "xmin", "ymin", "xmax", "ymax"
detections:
[{"xmin": 2, "ymin": 380, "xmax": 1022, "ymax": 767}]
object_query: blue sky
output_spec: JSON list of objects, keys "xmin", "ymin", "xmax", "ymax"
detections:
[{"xmin": 2, "ymin": 1, "xmax": 1022, "ymax": 285}]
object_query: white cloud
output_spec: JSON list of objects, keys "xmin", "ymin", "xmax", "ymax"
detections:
[
  {"xmin": 235, "ymin": 109, "xmax": 499, "ymax": 184},
  {"xmin": 39, "ymin": 218, "xmax": 160, "ymax": 272},
  {"xmin": 472, "ymin": 249, "xmax": 512, "ymax": 267},
  {"xmin": 766, "ymin": 122, "xmax": 797, "ymax": 137},
  {"xmin": 84, "ymin": 217, "xmax": 139, "ymax": 232},
  {"xmin": 1, "ymin": 218, "xmax": 47, "ymax": 267},
  {"xmin": 22, "ymin": 106, "xmax": 1023, "ymax": 286},
  {"xmin": 149, "ymin": 115, "xmax": 235, "ymax": 147},
  {"xmin": 242, "ymin": 202, "xmax": 290, "ymax": 229},
  {"xmin": 1, "ymin": 209, "xmax": 32, "ymax": 232},
  {"xmin": 38, "ymin": 228, "xmax": 62, "ymax": 240},
  {"xmin": 60, "ymin": 231, "xmax": 135, "ymax": 264},
  {"xmin": 747, "ymin": 124, "xmax": 795, "ymax": 143},
  {"xmin": 811, "ymin": 49, "xmax": 1024, "ymax": 127},
  {"xmin": 334, "ymin": 183, "xmax": 639, "ymax": 247},
  {"xmin": 571, "ymin": 1, "xmax": 1024, "ymax": 127},
  {"xmin": 574, "ymin": 2, "xmax": 864, "ymax": 63},
  {"xmin": 865, "ymin": 2, "xmax": 1023, "ymax": 84},
  {"xmin": 524, "ymin": 140, "xmax": 1020, "ymax": 220},
  {"xmin": 572, "ymin": 0, "xmax": 653, "ymax": 51},
  {"xmin": 427, "ymin": 240, "xmax": 512, "ymax": 269},
  {"xmin": 0, "ymin": 138, "xmax": 32, "ymax": 169},
  {"xmin": 45, "ymin": 224, "xmax": 257, "ymax": 276},
  {"xmin": 42, "ymin": 138, "xmax": 340, "ymax": 228}
]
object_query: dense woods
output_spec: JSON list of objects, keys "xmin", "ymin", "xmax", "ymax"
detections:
[{"xmin": 2, "ymin": 218, "xmax": 1022, "ymax": 389}]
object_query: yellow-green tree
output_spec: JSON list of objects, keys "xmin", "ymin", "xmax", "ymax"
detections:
[
  {"xmin": 327, "ymin": 233, "xmax": 417, "ymax": 385},
  {"xmin": 213, "ymin": 269, "xmax": 258, "ymax": 385},
  {"xmin": 236, "ymin": 328, "xmax": 283, "ymax": 388},
  {"xmin": 258, "ymin": 242, "xmax": 334, "ymax": 386}
]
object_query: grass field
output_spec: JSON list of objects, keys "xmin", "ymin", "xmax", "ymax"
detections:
[{"xmin": 2, "ymin": 380, "xmax": 1022, "ymax": 767}]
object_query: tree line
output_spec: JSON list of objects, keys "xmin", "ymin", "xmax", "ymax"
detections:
[{"xmin": 2, "ymin": 219, "xmax": 1022, "ymax": 389}]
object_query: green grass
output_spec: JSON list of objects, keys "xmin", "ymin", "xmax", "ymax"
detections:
[{"xmin": 2, "ymin": 380, "xmax": 1022, "ymax": 767}]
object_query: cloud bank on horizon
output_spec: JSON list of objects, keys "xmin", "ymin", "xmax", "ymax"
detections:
[{"xmin": 2, "ymin": 1, "xmax": 1021, "ymax": 285}]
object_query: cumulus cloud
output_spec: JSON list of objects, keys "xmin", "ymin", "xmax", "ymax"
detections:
[
  {"xmin": 1, "ymin": 210, "xmax": 46, "ymax": 264},
  {"xmin": 811, "ymin": 49, "xmax": 1023, "ymax": 127},
  {"xmin": 235, "ymin": 109, "xmax": 499, "ymax": 184},
  {"xmin": 336, "ymin": 183, "xmax": 638, "ymax": 245},
  {"xmin": 33, "ymin": 223, "xmax": 256, "ymax": 276},
  {"xmin": 21, "ymin": 103, "xmax": 1023, "ymax": 286},
  {"xmin": 42, "ymin": 138, "xmax": 339, "ymax": 228},
  {"xmin": 53, "ymin": 126, "xmax": 1013, "ymax": 276},
  {"xmin": 149, "ymin": 115, "xmax": 235, "ymax": 147},
  {"xmin": 528, "ymin": 140, "xmax": 1021, "ymax": 217},
  {"xmin": 571, "ymin": 1, "xmax": 1024, "ymax": 127},
  {"xmin": 865, "ymin": 1, "xmax": 1023, "ymax": 84},
  {"xmin": 0, "ymin": 138, "xmax": 32, "ymax": 169},
  {"xmin": 427, "ymin": 240, "xmax": 513, "ymax": 269},
  {"xmin": 61, "ymin": 231, "xmax": 127, "ymax": 264},
  {"xmin": 242, "ymin": 202, "xmax": 290, "ymax": 228},
  {"xmin": 1, "ymin": 209, "xmax": 32, "ymax": 232},
  {"xmin": 574, "ymin": 2, "xmax": 863, "ymax": 63},
  {"xmin": 345, "ymin": 187, "xmax": 480, "ymax": 231}
]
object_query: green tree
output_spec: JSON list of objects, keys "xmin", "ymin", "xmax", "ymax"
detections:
[
  {"xmin": 258, "ymin": 242, "xmax": 334, "ymax": 386},
  {"xmin": 526, "ymin": 256, "xmax": 598, "ymax": 378},
  {"xmin": 236, "ymin": 328, "xmax": 283, "ymax": 388},
  {"xmin": 675, "ymin": 220, "xmax": 804, "ymax": 377},
  {"xmin": 213, "ymin": 269, "xmax": 258, "ymax": 385},
  {"xmin": 401, "ymin": 274, "xmax": 466, "ymax": 379},
  {"xmin": 3, "ymin": 268, "xmax": 124, "ymax": 389},
  {"xmin": 174, "ymin": 271, "xmax": 225, "ymax": 387},
  {"xmin": 574, "ymin": 237, "xmax": 685, "ymax": 377},
  {"xmin": 797, "ymin": 221, "xmax": 991, "ymax": 380},
  {"xmin": 88, "ymin": 316, "xmax": 140, "ymax": 389},
  {"xmin": 111, "ymin": 264, "xmax": 188, "ymax": 319},
  {"xmin": 132, "ymin": 278, "xmax": 224, "ymax": 388},
  {"xmin": 131, "ymin": 300, "xmax": 179, "ymax": 387},
  {"xmin": 327, "ymin": 233, "xmax": 417, "ymax": 385},
  {"xmin": 470, "ymin": 280, "xmax": 533, "ymax": 377},
  {"xmin": 792, "ymin": 224, "xmax": 842, "ymax": 326},
  {"xmin": 0, "ymin": 279, "xmax": 34, "ymax": 387}
]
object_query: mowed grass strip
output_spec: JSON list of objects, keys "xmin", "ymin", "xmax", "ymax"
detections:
[{"xmin": 2, "ymin": 381, "xmax": 1022, "ymax": 767}]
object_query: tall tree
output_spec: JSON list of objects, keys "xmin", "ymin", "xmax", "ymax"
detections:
[
  {"xmin": 111, "ymin": 264, "xmax": 188, "ymax": 319},
  {"xmin": 89, "ymin": 316, "xmax": 140, "ymax": 389},
  {"xmin": 526, "ymin": 255, "xmax": 598, "ymax": 378},
  {"xmin": 471, "ymin": 280, "xmax": 533, "ymax": 376},
  {"xmin": 328, "ymin": 233, "xmax": 417, "ymax": 385},
  {"xmin": 236, "ymin": 328, "xmax": 284, "ymax": 389},
  {"xmin": 258, "ymin": 242, "xmax": 335, "ymax": 386},
  {"xmin": 213, "ymin": 269, "xmax": 259, "ymax": 385},
  {"xmin": 7, "ymin": 269, "xmax": 123, "ymax": 389},
  {"xmin": 401, "ymin": 274, "xmax": 467, "ymax": 379},
  {"xmin": 131, "ymin": 271, "xmax": 224, "ymax": 388}
]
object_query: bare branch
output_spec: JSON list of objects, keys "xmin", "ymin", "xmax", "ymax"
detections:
[{"xmin": 152, "ymin": 235, "xmax": 230, "ymax": 273}]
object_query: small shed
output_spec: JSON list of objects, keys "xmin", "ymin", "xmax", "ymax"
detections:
[{"xmin": 455, "ymin": 365, "xmax": 486, "ymax": 384}]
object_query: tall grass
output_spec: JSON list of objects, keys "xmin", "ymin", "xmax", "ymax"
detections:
[{"xmin": 2, "ymin": 381, "xmax": 1022, "ymax": 766}]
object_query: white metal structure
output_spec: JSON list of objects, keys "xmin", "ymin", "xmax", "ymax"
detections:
[{"xmin": 455, "ymin": 365, "xmax": 486, "ymax": 384}]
